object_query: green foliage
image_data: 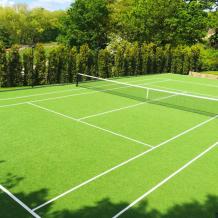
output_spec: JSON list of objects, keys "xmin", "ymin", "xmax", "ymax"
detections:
[
  {"xmin": 0, "ymin": 42, "xmax": 205, "ymax": 88},
  {"xmin": 155, "ymin": 47, "xmax": 165, "ymax": 74},
  {"xmin": 201, "ymin": 46, "xmax": 218, "ymax": 71},
  {"xmin": 190, "ymin": 44, "xmax": 202, "ymax": 72},
  {"xmin": 98, "ymin": 48, "xmax": 111, "ymax": 78},
  {"xmin": 209, "ymin": 30, "xmax": 218, "ymax": 49},
  {"xmin": 112, "ymin": 0, "xmax": 209, "ymax": 46},
  {"xmin": 163, "ymin": 44, "xmax": 172, "ymax": 73},
  {"xmin": 0, "ymin": 5, "xmax": 64, "ymax": 45},
  {"xmin": 67, "ymin": 47, "xmax": 77, "ymax": 83},
  {"xmin": 23, "ymin": 49, "xmax": 33, "ymax": 86},
  {"xmin": 120, "ymin": 41, "xmax": 141, "ymax": 76},
  {"xmin": 7, "ymin": 45, "xmax": 22, "ymax": 87},
  {"xmin": 34, "ymin": 44, "xmax": 47, "ymax": 85},
  {"xmin": 113, "ymin": 45, "xmax": 125, "ymax": 77},
  {"xmin": 47, "ymin": 48, "xmax": 59, "ymax": 84},
  {"xmin": 56, "ymin": 46, "xmax": 68, "ymax": 83},
  {"xmin": 77, "ymin": 44, "xmax": 95, "ymax": 76},
  {"xmin": 0, "ymin": 25, "xmax": 12, "ymax": 48},
  {"xmin": 0, "ymin": 42, "xmax": 7, "ymax": 87},
  {"xmin": 60, "ymin": 0, "xmax": 109, "ymax": 49}
]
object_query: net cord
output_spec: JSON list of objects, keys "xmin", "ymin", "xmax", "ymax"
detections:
[{"xmin": 78, "ymin": 73, "xmax": 218, "ymax": 102}]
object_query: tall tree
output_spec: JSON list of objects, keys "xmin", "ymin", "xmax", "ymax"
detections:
[
  {"xmin": 7, "ymin": 45, "xmax": 22, "ymax": 87},
  {"xmin": 23, "ymin": 49, "xmax": 34, "ymax": 86},
  {"xmin": 98, "ymin": 48, "xmax": 111, "ymax": 78},
  {"xmin": 60, "ymin": 0, "xmax": 109, "ymax": 49},
  {"xmin": 0, "ymin": 42, "xmax": 7, "ymax": 87},
  {"xmin": 115, "ymin": 0, "xmax": 210, "ymax": 45},
  {"xmin": 34, "ymin": 44, "xmax": 46, "ymax": 85}
]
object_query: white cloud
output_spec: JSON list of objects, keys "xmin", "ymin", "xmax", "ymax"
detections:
[
  {"xmin": 0, "ymin": 0, "xmax": 15, "ymax": 7},
  {"xmin": 0, "ymin": 0, "xmax": 73, "ymax": 10},
  {"xmin": 29, "ymin": 0, "xmax": 72, "ymax": 11}
]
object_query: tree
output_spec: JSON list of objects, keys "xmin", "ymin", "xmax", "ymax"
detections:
[
  {"xmin": 163, "ymin": 44, "xmax": 172, "ymax": 73},
  {"xmin": 0, "ymin": 5, "xmax": 64, "ymax": 45},
  {"xmin": 76, "ymin": 44, "xmax": 95, "ymax": 77},
  {"xmin": 113, "ymin": 45, "xmax": 125, "ymax": 77},
  {"xmin": 98, "ymin": 48, "xmax": 111, "ymax": 78},
  {"xmin": 47, "ymin": 49, "xmax": 58, "ymax": 84},
  {"xmin": 67, "ymin": 47, "xmax": 77, "ymax": 83},
  {"xmin": 60, "ymin": 0, "xmax": 109, "ymax": 49},
  {"xmin": 34, "ymin": 44, "xmax": 46, "ymax": 85},
  {"xmin": 0, "ymin": 25, "xmax": 12, "ymax": 48},
  {"xmin": 7, "ymin": 45, "xmax": 22, "ymax": 87},
  {"xmin": 155, "ymin": 47, "xmax": 165, "ymax": 74},
  {"xmin": 0, "ymin": 42, "xmax": 7, "ymax": 87},
  {"xmin": 113, "ymin": 0, "xmax": 209, "ymax": 46},
  {"xmin": 23, "ymin": 49, "xmax": 34, "ymax": 86},
  {"xmin": 56, "ymin": 46, "xmax": 68, "ymax": 83},
  {"xmin": 190, "ymin": 44, "xmax": 202, "ymax": 72},
  {"xmin": 141, "ymin": 43, "xmax": 149, "ymax": 75}
]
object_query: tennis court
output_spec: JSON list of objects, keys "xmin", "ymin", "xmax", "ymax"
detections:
[{"xmin": 0, "ymin": 73, "xmax": 217, "ymax": 218}]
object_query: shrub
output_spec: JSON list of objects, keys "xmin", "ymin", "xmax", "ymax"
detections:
[
  {"xmin": 7, "ymin": 45, "xmax": 22, "ymax": 87},
  {"xmin": 0, "ymin": 42, "xmax": 7, "ymax": 87},
  {"xmin": 34, "ymin": 44, "xmax": 47, "ymax": 85}
]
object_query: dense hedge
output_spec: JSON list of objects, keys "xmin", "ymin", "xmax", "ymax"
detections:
[{"xmin": 0, "ymin": 42, "xmax": 202, "ymax": 88}]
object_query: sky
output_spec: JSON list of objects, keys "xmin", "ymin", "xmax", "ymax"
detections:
[{"xmin": 0, "ymin": 0, "xmax": 73, "ymax": 11}]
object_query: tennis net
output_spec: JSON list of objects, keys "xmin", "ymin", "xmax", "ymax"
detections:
[{"xmin": 77, "ymin": 73, "xmax": 218, "ymax": 117}]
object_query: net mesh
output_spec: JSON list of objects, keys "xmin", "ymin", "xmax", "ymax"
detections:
[{"xmin": 77, "ymin": 73, "xmax": 218, "ymax": 117}]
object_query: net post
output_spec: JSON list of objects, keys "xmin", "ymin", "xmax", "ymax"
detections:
[
  {"xmin": 146, "ymin": 88, "xmax": 150, "ymax": 100},
  {"xmin": 76, "ymin": 73, "xmax": 79, "ymax": 87}
]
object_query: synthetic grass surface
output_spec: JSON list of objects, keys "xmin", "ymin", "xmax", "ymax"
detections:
[{"xmin": 0, "ymin": 73, "xmax": 217, "ymax": 218}]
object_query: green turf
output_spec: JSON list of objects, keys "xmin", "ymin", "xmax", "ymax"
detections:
[{"xmin": 0, "ymin": 73, "xmax": 217, "ymax": 218}]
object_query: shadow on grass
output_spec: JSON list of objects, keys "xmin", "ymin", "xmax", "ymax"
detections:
[{"xmin": 0, "ymin": 173, "xmax": 217, "ymax": 218}]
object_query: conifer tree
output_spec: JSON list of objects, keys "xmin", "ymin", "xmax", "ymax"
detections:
[
  {"xmin": 141, "ymin": 43, "xmax": 149, "ymax": 75},
  {"xmin": 123, "ymin": 43, "xmax": 131, "ymax": 76},
  {"xmin": 67, "ymin": 47, "xmax": 77, "ymax": 83},
  {"xmin": 190, "ymin": 45, "xmax": 201, "ymax": 72},
  {"xmin": 7, "ymin": 45, "xmax": 22, "ymax": 87},
  {"xmin": 34, "ymin": 44, "xmax": 46, "ymax": 85},
  {"xmin": 155, "ymin": 47, "xmax": 164, "ymax": 74},
  {"xmin": 56, "ymin": 46, "xmax": 68, "ymax": 83},
  {"xmin": 47, "ymin": 49, "xmax": 58, "ymax": 84},
  {"xmin": 183, "ymin": 47, "xmax": 191, "ymax": 75},
  {"xmin": 114, "ymin": 45, "xmax": 124, "ymax": 77},
  {"xmin": 0, "ymin": 42, "xmax": 7, "ymax": 87},
  {"xmin": 23, "ymin": 49, "xmax": 33, "ymax": 86},
  {"xmin": 163, "ymin": 44, "xmax": 172, "ymax": 73},
  {"xmin": 77, "ymin": 44, "xmax": 93, "ymax": 78},
  {"xmin": 98, "ymin": 48, "xmax": 111, "ymax": 78},
  {"xmin": 147, "ymin": 43, "xmax": 156, "ymax": 74}
]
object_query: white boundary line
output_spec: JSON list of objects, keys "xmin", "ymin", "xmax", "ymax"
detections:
[
  {"xmin": 0, "ymin": 185, "xmax": 41, "ymax": 218},
  {"xmin": 79, "ymin": 74, "xmax": 218, "ymax": 101},
  {"xmin": 113, "ymin": 141, "xmax": 218, "ymax": 218},
  {"xmin": 28, "ymin": 102, "xmax": 153, "ymax": 148},
  {"xmin": 0, "ymin": 78, "xmax": 169, "ymax": 108},
  {"xmin": 32, "ymin": 115, "xmax": 217, "ymax": 211},
  {"xmin": 0, "ymin": 86, "xmax": 84, "ymax": 101},
  {"xmin": 78, "ymin": 93, "xmax": 179, "ymax": 121}
]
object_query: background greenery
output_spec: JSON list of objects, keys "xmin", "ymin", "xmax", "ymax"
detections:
[{"xmin": 0, "ymin": 0, "xmax": 217, "ymax": 87}]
